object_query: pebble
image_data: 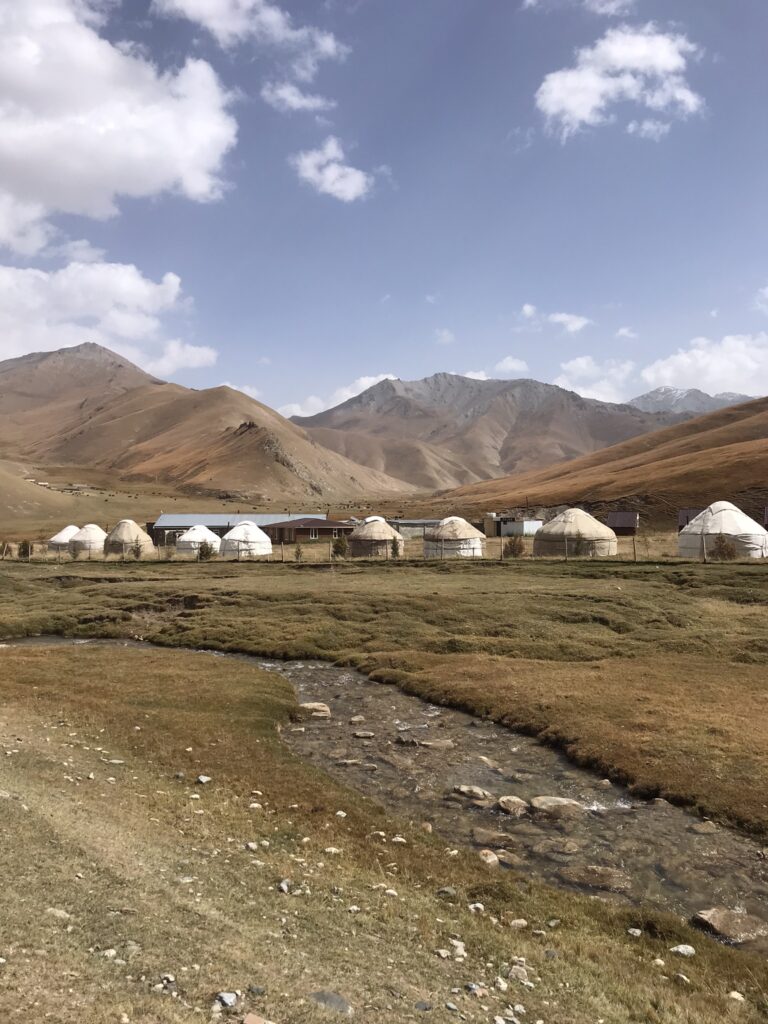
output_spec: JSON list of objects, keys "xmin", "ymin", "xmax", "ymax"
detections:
[
  {"xmin": 728, "ymin": 991, "xmax": 745, "ymax": 1002},
  {"xmin": 497, "ymin": 795, "xmax": 529, "ymax": 817},
  {"xmin": 300, "ymin": 702, "xmax": 331, "ymax": 718},
  {"xmin": 216, "ymin": 992, "xmax": 238, "ymax": 1007},
  {"xmin": 627, "ymin": 928, "xmax": 642, "ymax": 938},
  {"xmin": 309, "ymin": 990, "xmax": 354, "ymax": 1016},
  {"xmin": 196, "ymin": 775, "xmax": 211, "ymax": 785},
  {"xmin": 479, "ymin": 849, "xmax": 500, "ymax": 868},
  {"xmin": 669, "ymin": 944, "xmax": 695, "ymax": 957},
  {"xmin": 674, "ymin": 973, "xmax": 691, "ymax": 986},
  {"xmin": 508, "ymin": 919, "xmax": 528, "ymax": 930}
]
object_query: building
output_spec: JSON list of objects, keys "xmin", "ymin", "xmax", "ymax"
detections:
[
  {"xmin": 677, "ymin": 508, "xmax": 704, "ymax": 532},
  {"xmin": 605, "ymin": 511, "xmax": 640, "ymax": 536},
  {"xmin": 385, "ymin": 518, "xmax": 442, "ymax": 539},
  {"xmin": 147, "ymin": 512, "xmax": 325, "ymax": 546},
  {"xmin": 263, "ymin": 518, "xmax": 354, "ymax": 543},
  {"xmin": 483, "ymin": 513, "xmax": 542, "ymax": 538}
]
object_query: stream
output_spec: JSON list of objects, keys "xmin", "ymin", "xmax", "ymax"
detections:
[{"xmin": 5, "ymin": 638, "xmax": 768, "ymax": 954}]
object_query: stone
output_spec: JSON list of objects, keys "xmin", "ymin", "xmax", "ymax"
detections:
[
  {"xmin": 728, "ymin": 992, "xmax": 745, "ymax": 1002},
  {"xmin": 496, "ymin": 849, "xmax": 524, "ymax": 867},
  {"xmin": 530, "ymin": 796, "xmax": 584, "ymax": 820},
  {"xmin": 508, "ymin": 918, "xmax": 528, "ymax": 929},
  {"xmin": 354, "ymin": 731, "xmax": 375, "ymax": 739},
  {"xmin": 627, "ymin": 928, "xmax": 642, "ymax": 938},
  {"xmin": 299, "ymin": 702, "xmax": 331, "ymax": 719},
  {"xmin": 689, "ymin": 820, "xmax": 718, "ymax": 835},
  {"xmin": 509, "ymin": 965, "xmax": 528, "ymax": 983},
  {"xmin": 420, "ymin": 739, "xmax": 455, "ymax": 751},
  {"xmin": 691, "ymin": 907, "xmax": 768, "ymax": 944},
  {"xmin": 45, "ymin": 907, "xmax": 71, "ymax": 921},
  {"xmin": 558, "ymin": 864, "xmax": 632, "ymax": 893},
  {"xmin": 669, "ymin": 944, "xmax": 696, "ymax": 957},
  {"xmin": 309, "ymin": 991, "xmax": 354, "ymax": 1016},
  {"xmin": 471, "ymin": 827, "xmax": 514, "ymax": 848},
  {"xmin": 453, "ymin": 785, "xmax": 494, "ymax": 801},
  {"xmin": 196, "ymin": 775, "xmax": 211, "ymax": 785},
  {"xmin": 497, "ymin": 795, "xmax": 529, "ymax": 817},
  {"xmin": 479, "ymin": 849, "xmax": 499, "ymax": 868},
  {"xmin": 531, "ymin": 838, "xmax": 581, "ymax": 860},
  {"xmin": 674, "ymin": 973, "xmax": 691, "ymax": 986},
  {"xmin": 415, "ymin": 1000, "xmax": 433, "ymax": 1011},
  {"xmin": 437, "ymin": 886, "xmax": 457, "ymax": 901},
  {"xmin": 216, "ymin": 992, "xmax": 238, "ymax": 1007},
  {"xmin": 349, "ymin": 715, "xmax": 365, "ymax": 724}
]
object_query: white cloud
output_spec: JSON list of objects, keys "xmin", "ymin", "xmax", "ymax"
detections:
[
  {"xmin": 524, "ymin": 0, "xmax": 635, "ymax": 12},
  {"xmin": 536, "ymin": 23, "xmax": 703, "ymax": 141},
  {"xmin": 755, "ymin": 285, "xmax": 768, "ymax": 315},
  {"xmin": 494, "ymin": 356, "xmax": 529, "ymax": 376},
  {"xmin": 0, "ymin": 0, "xmax": 237, "ymax": 255},
  {"xmin": 640, "ymin": 334, "xmax": 768, "ymax": 395},
  {"xmin": 616, "ymin": 325, "xmax": 637, "ymax": 339},
  {"xmin": 290, "ymin": 136, "xmax": 373, "ymax": 202},
  {"xmin": 425, "ymin": 293, "xmax": 437, "ymax": 304},
  {"xmin": 434, "ymin": 327, "xmax": 455, "ymax": 346},
  {"xmin": 463, "ymin": 370, "xmax": 489, "ymax": 381},
  {"xmin": 554, "ymin": 354, "xmax": 635, "ymax": 403},
  {"xmin": 261, "ymin": 81, "xmax": 335, "ymax": 113},
  {"xmin": 548, "ymin": 312, "xmax": 593, "ymax": 333},
  {"xmin": 154, "ymin": 0, "xmax": 348, "ymax": 81},
  {"xmin": 280, "ymin": 373, "xmax": 396, "ymax": 418},
  {"xmin": 0, "ymin": 260, "xmax": 216, "ymax": 376},
  {"xmin": 626, "ymin": 118, "xmax": 671, "ymax": 141},
  {"xmin": 522, "ymin": 303, "xmax": 537, "ymax": 319},
  {"xmin": 223, "ymin": 381, "xmax": 262, "ymax": 399}
]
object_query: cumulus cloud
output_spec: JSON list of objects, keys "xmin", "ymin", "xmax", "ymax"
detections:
[
  {"xmin": 521, "ymin": 303, "xmax": 537, "ymax": 318},
  {"xmin": 279, "ymin": 373, "xmax": 396, "ymax": 418},
  {"xmin": 548, "ymin": 312, "xmax": 593, "ymax": 333},
  {"xmin": 290, "ymin": 137, "xmax": 374, "ymax": 202},
  {"xmin": 494, "ymin": 356, "xmax": 529, "ymax": 376},
  {"xmin": 434, "ymin": 327, "xmax": 455, "ymax": 346},
  {"xmin": 755, "ymin": 284, "xmax": 768, "ymax": 315},
  {"xmin": 463, "ymin": 370, "xmax": 489, "ymax": 381},
  {"xmin": 554, "ymin": 354, "xmax": 635, "ymax": 402},
  {"xmin": 536, "ymin": 23, "xmax": 703, "ymax": 141},
  {"xmin": 0, "ymin": 260, "xmax": 216, "ymax": 376},
  {"xmin": 626, "ymin": 118, "xmax": 671, "ymax": 141},
  {"xmin": 261, "ymin": 81, "xmax": 335, "ymax": 113},
  {"xmin": 616, "ymin": 325, "xmax": 637, "ymax": 339},
  {"xmin": 223, "ymin": 381, "xmax": 262, "ymax": 399},
  {"xmin": 640, "ymin": 334, "xmax": 768, "ymax": 395},
  {"xmin": 0, "ymin": 0, "xmax": 237, "ymax": 255}
]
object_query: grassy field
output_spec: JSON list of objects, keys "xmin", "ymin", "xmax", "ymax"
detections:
[{"xmin": 2, "ymin": 643, "xmax": 767, "ymax": 1024}]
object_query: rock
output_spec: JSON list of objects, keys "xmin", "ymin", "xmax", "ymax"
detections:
[
  {"xmin": 508, "ymin": 918, "xmax": 528, "ymax": 929},
  {"xmin": 627, "ymin": 928, "xmax": 642, "ymax": 938},
  {"xmin": 669, "ymin": 944, "xmax": 696, "ymax": 957},
  {"xmin": 453, "ymin": 785, "xmax": 494, "ymax": 801},
  {"xmin": 509, "ymin": 965, "xmax": 528, "ymax": 983},
  {"xmin": 652, "ymin": 958, "xmax": 665, "ymax": 967},
  {"xmin": 437, "ymin": 886, "xmax": 457, "ymax": 901},
  {"xmin": 689, "ymin": 820, "xmax": 718, "ymax": 835},
  {"xmin": 479, "ymin": 849, "xmax": 499, "ymax": 867},
  {"xmin": 415, "ymin": 1001, "xmax": 433, "ymax": 1011},
  {"xmin": 530, "ymin": 796, "xmax": 584, "ymax": 820},
  {"xmin": 45, "ymin": 907, "xmax": 71, "ymax": 921},
  {"xmin": 349, "ymin": 715, "xmax": 365, "ymax": 724},
  {"xmin": 558, "ymin": 864, "xmax": 632, "ymax": 893},
  {"xmin": 691, "ymin": 907, "xmax": 768, "ymax": 944},
  {"xmin": 728, "ymin": 991, "xmax": 745, "ymax": 1002},
  {"xmin": 496, "ymin": 849, "xmax": 524, "ymax": 867},
  {"xmin": 196, "ymin": 775, "xmax": 211, "ymax": 785},
  {"xmin": 531, "ymin": 838, "xmax": 581, "ymax": 860},
  {"xmin": 420, "ymin": 738, "xmax": 455, "ymax": 750},
  {"xmin": 216, "ymin": 992, "xmax": 238, "ymax": 1007},
  {"xmin": 354, "ymin": 731, "xmax": 375, "ymax": 739},
  {"xmin": 309, "ymin": 991, "xmax": 354, "ymax": 1016},
  {"xmin": 471, "ymin": 827, "xmax": 514, "ymax": 848},
  {"xmin": 674, "ymin": 973, "xmax": 691, "ymax": 986},
  {"xmin": 299, "ymin": 702, "xmax": 331, "ymax": 719},
  {"xmin": 497, "ymin": 795, "xmax": 529, "ymax": 817}
]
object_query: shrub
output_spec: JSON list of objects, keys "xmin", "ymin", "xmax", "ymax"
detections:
[
  {"xmin": 131, "ymin": 539, "xmax": 143, "ymax": 560},
  {"xmin": 391, "ymin": 535, "xmax": 401, "ymax": 559},
  {"xmin": 198, "ymin": 540, "xmax": 215, "ymax": 562},
  {"xmin": 18, "ymin": 540, "xmax": 31, "ymax": 560},
  {"xmin": 503, "ymin": 536, "xmax": 525, "ymax": 558},
  {"xmin": 710, "ymin": 534, "xmax": 737, "ymax": 561},
  {"xmin": 295, "ymin": 542, "xmax": 304, "ymax": 563},
  {"xmin": 332, "ymin": 535, "xmax": 348, "ymax": 559}
]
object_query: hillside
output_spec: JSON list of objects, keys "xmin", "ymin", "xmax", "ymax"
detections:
[
  {"xmin": 421, "ymin": 396, "xmax": 768, "ymax": 516},
  {"xmin": 0, "ymin": 344, "xmax": 412, "ymax": 503},
  {"xmin": 294, "ymin": 373, "xmax": 685, "ymax": 490},
  {"xmin": 629, "ymin": 386, "xmax": 753, "ymax": 415}
]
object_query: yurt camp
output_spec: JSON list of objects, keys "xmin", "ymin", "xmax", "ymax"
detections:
[
  {"xmin": 532, "ymin": 508, "xmax": 617, "ymax": 558},
  {"xmin": 104, "ymin": 519, "xmax": 155, "ymax": 558},
  {"xmin": 678, "ymin": 501, "xmax": 768, "ymax": 559},
  {"xmin": 348, "ymin": 516, "xmax": 402, "ymax": 558},
  {"xmin": 48, "ymin": 524, "xmax": 79, "ymax": 553},
  {"xmin": 68, "ymin": 523, "xmax": 107, "ymax": 557},
  {"xmin": 219, "ymin": 521, "xmax": 273, "ymax": 559},
  {"xmin": 424, "ymin": 516, "xmax": 485, "ymax": 558},
  {"xmin": 175, "ymin": 524, "xmax": 222, "ymax": 555}
]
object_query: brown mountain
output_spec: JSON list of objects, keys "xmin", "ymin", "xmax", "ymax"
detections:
[
  {"xmin": 293, "ymin": 373, "xmax": 687, "ymax": 490},
  {"xmin": 421, "ymin": 396, "xmax": 768, "ymax": 516},
  {"xmin": 0, "ymin": 344, "xmax": 412, "ymax": 501}
]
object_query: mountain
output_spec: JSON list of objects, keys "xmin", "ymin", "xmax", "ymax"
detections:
[
  {"xmin": 628, "ymin": 386, "xmax": 754, "ymax": 415},
  {"xmin": 293, "ymin": 373, "xmax": 687, "ymax": 490},
  {"xmin": 0, "ymin": 344, "xmax": 412, "ymax": 501},
  {"xmin": 420, "ymin": 396, "xmax": 768, "ymax": 516}
]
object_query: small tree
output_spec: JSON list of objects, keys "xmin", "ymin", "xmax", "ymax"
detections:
[
  {"xmin": 295, "ymin": 542, "xmax": 304, "ymax": 563},
  {"xmin": 198, "ymin": 540, "xmax": 215, "ymax": 562},
  {"xmin": 711, "ymin": 533, "xmax": 737, "ymax": 561},
  {"xmin": 503, "ymin": 535, "xmax": 525, "ymax": 559},
  {"xmin": 131, "ymin": 539, "xmax": 143, "ymax": 560},
  {"xmin": 332, "ymin": 535, "xmax": 348, "ymax": 559},
  {"xmin": 391, "ymin": 535, "xmax": 401, "ymax": 559},
  {"xmin": 18, "ymin": 539, "xmax": 31, "ymax": 560}
]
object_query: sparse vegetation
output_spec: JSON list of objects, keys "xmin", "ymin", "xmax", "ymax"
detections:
[
  {"xmin": 17, "ymin": 539, "xmax": 31, "ymax": 560},
  {"xmin": 332, "ymin": 534, "xmax": 348, "ymax": 559},
  {"xmin": 711, "ymin": 534, "xmax": 738, "ymax": 561},
  {"xmin": 197, "ymin": 539, "xmax": 215, "ymax": 561},
  {"xmin": 294, "ymin": 541, "xmax": 304, "ymax": 562},
  {"xmin": 503, "ymin": 535, "xmax": 525, "ymax": 558}
]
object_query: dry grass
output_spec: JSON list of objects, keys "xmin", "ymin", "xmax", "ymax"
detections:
[{"xmin": 2, "ymin": 645, "xmax": 766, "ymax": 1024}]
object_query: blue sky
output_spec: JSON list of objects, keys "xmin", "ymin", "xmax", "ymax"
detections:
[{"xmin": 1, "ymin": 0, "xmax": 767, "ymax": 413}]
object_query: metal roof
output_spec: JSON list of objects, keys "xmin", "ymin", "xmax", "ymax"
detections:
[
  {"xmin": 265, "ymin": 517, "xmax": 352, "ymax": 529},
  {"xmin": 153, "ymin": 513, "xmax": 326, "ymax": 529},
  {"xmin": 387, "ymin": 518, "xmax": 442, "ymax": 525}
]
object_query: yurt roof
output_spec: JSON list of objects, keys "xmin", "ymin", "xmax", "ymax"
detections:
[
  {"xmin": 427, "ymin": 516, "xmax": 485, "ymax": 541},
  {"xmin": 681, "ymin": 501, "xmax": 768, "ymax": 536},
  {"xmin": 106, "ymin": 519, "xmax": 153, "ymax": 544},
  {"xmin": 49, "ymin": 524, "xmax": 80, "ymax": 544},
  {"xmin": 537, "ymin": 508, "xmax": 616, "ymax": 540},
  {"xmin": 221, "ymin": 520, "xmax": 271, "ymax": 542},
  {"xmin": 71, "ymin": 523, "xmax": 107, "ymax": 541},
  {"xmin": 350, "ymin": 516, "xmax": 401, "ymax": 541},
  {"xmin": 178, "ymin": 524, "xmax": 221, "ymax": 543}
]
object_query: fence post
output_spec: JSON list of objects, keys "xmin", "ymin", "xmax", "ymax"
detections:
[
  {"xmin": 329, "ymin": 539, "xmax": 333, "ymax": 562},
  {"xmin": 701, "ymin": 533, "xmax": 707, "ymax": 564},
  {"xmin": 499, "ymin": 536, "xmax": 503, "ymax": 561},
  {"xmin": 281, "ymin": 541, "xmax": 285, "ymax": 563},
  {"xmin": 564, "ymin": 535, "xmax": 569, "ymax": 562},
  {"xmin": 441, "ymin": 539, "xmax": 445, "ymax": 560},
  {"xmin": 632, "ymin": 536, "xmax": 637, "ymax": 563}
]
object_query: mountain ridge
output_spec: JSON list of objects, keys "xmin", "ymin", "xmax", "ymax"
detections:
[{"xmin": 628, "ymin": 385, "xmax": 754, "ymax": 415}]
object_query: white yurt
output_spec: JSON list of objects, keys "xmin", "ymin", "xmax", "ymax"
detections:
[
  {"xmin": 68, "ymin": 523, "xmax": 107, "ymax": 557},
  {"xmin": 104, "ymin": 519, "xmax": 155, "ymax": 557},
  {"xmin": 219, "ymin": 520, "xmax": 272, "ymax": 559},
  {"xmin": 424, "ymin": 516, "xmax": 485, "ymax": 558},
  {"xmin": 48, "ymin": 524, "xmax": 79, "ymax": 553},
  {"xmin": 175, "ymin": 525, "xmax": 222, "ymax": 555},
  {"xmin": 348, "ymin": 516, "xmax": 402, "ymax": 558},
  {"xmin": 678, "ymin": 501, "xmax": 768, "ymax": 559},
  {"xmin": 532, "ymin": 508, "xmax": 617, "ymax": 558}
]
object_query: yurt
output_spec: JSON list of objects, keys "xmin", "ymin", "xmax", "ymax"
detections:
[
  {"xmin": 48, "ymin": 524, "xmax": 79, "ymax": 553},
  {"xmin": 68, "ymin": 523, "xmax": 107, "ymax": 557},
  {"xmin": 175, "ymin": 524, "xmax": 222, "ymax": 555},
  {"xmin": 424, "ymin": 516, "xmax": 485, "ymax": 558},
  {"xmin": 678, "ymin": 501, "xmax": 768, "ymax": 559},
  {"xmin": 219, "ymin": 520, "xmax": 272, "ymax": 559},
  {"xmin": 348, "ymin": 516, "xmax": 402, "ymax": 558},
  {"xmin": 104, "ymin": 519, "xmax": 155, "ymax": 557},
  {"xmin": 532, "ymin": 508, "xmax": 617, "ymax": 558}
]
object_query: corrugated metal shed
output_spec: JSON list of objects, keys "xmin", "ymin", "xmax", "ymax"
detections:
[
  {"xmin": 677, "ymin": 508, "xmax": 704, "ymax": 531},
  {"xmin": 605, "ymin": 511, "xmax": 640, "ymax": 535}
]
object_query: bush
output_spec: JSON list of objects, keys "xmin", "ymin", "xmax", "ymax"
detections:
[
  {"xmin": 710, "ymin": 534, "xmax": 737, "ymax": 561},
  {"xmin": 198, "ymin": 540, "xmax": 215, "ymax": 562},
  {"xmin": 131, "ymin": 539, "xmax": 143, "ymax": 560},
  {"xmin": 391, "ymin": 535, "xmax": 401, "ymax": 559},
  {"xmin": 18, "ymin": 540, "xmax": 31, "ymax": 560},
  {"xmin": 295, "ymin": 542, "xmax": 304, "ymax": 563},
  {"xmin": 332, "ymin": 535, "xmax": 348, "ymax": 559},
  {"xmin": 503, "ymin": 536, "xmax": 525, "ymax": 558}
]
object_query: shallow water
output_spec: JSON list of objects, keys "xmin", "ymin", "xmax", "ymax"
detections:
[{"xmin": 6, "ymin": 637, "xmax": 768, "ymax": 953}]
